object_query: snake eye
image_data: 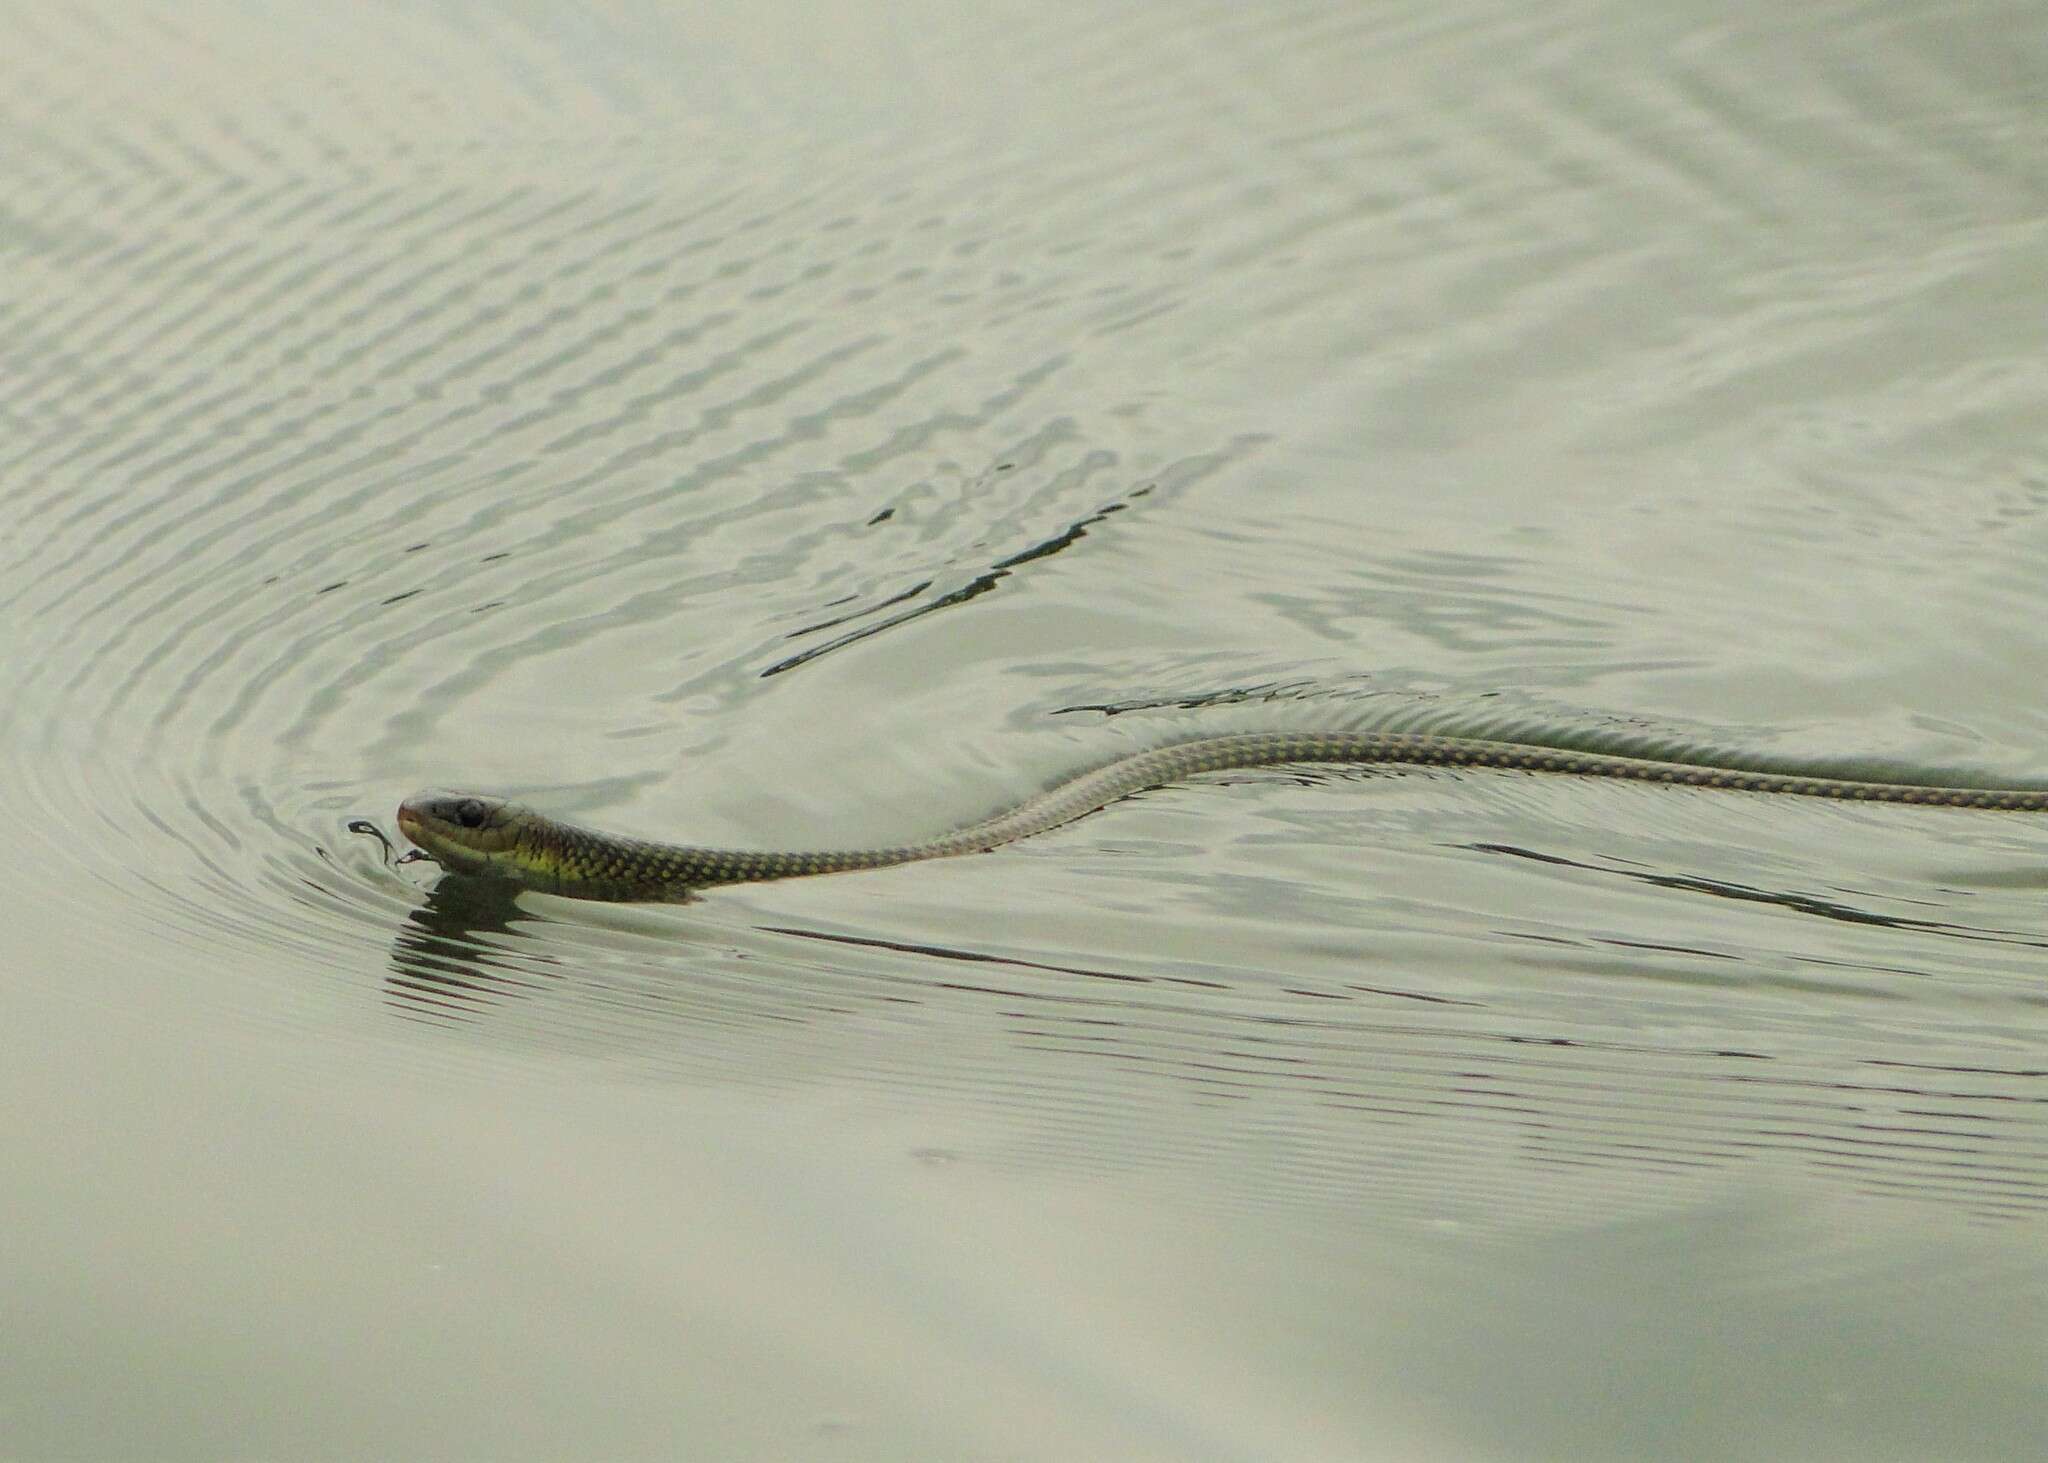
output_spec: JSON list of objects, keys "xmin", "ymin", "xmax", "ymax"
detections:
[{"xmin": 454, "ymin": 798, "xmax": 488, "ymax": 829}]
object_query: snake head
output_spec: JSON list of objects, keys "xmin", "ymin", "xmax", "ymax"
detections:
[{"xmin": 396, "ymin": 790, "xmax": 528, "ymax": 878}]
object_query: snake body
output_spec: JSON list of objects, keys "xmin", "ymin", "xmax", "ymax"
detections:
[{"xmin": 396, "ymin": 731, "xmax": 2048, "ymax": 901}]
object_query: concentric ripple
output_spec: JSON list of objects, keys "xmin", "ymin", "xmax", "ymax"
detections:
[{"xmin": 3, "ymin": 0, "xmax": 2047, "ymax": 1244}]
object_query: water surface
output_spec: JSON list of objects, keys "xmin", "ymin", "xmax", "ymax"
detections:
[{"xmin": 4, "ymin": 0, "xmax": 2046, "ymax": 1457}]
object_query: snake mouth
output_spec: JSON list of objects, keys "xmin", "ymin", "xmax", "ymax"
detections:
[{"xmin": 390, "ymin": 803, "xmax": 445, "ymax": 871}]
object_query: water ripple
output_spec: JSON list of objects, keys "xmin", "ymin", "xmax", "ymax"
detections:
[{"xmin": 3, "ymin": 0, "xmax": 2046, "ymax": 1240}]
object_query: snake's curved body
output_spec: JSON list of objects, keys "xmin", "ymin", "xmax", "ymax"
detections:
[{"xmin": 396, "ymin": 731, "xmax": 2048, "ymax": 901}]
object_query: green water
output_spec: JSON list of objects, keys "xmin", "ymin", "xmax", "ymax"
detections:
[{"xmin": 3, "ymin": 0, "xmax": 2046, "ymax": 1457}]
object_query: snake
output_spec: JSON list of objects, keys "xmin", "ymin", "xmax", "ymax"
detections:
[{"xmin": 394, "ymin": 730, "xmax": 2048, "ymax": 901}]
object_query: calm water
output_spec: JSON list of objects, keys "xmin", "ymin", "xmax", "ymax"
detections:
[{"xmin": 5, "ymin": 1, "xmax": 2047, "ymax": 1457}]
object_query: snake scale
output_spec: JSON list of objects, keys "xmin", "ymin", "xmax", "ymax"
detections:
[{"xmin": 396, "ymin": 730, "xmax": 2048, "ymax": 901}]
